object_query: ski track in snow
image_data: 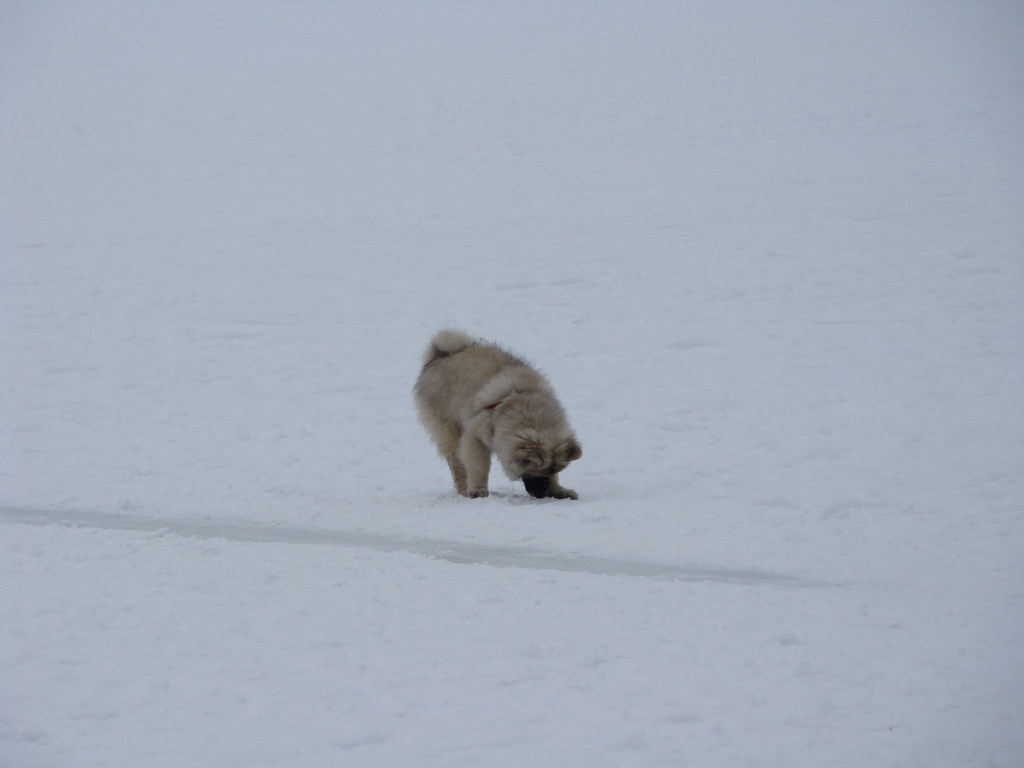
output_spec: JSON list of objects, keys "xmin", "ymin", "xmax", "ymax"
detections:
[{"xmin": 0, "ymin": 506, "xmax": 825, "ymax": 587}]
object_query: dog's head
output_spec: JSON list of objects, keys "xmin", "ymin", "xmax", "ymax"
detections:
[
  {"xmin": 488, "ymin": 389, "xmax": 581, "ymax": 494},
  {"xmin": 495, "ymin": 428, "xmax": 582, "ymax": 487}
]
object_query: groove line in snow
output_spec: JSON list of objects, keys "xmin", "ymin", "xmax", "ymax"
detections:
[{"xmin": 0, "ymin": 506, "xmax": 827, "ymax": 587}]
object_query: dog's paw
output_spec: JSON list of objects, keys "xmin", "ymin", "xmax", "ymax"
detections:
[
  {"xmin": 550, "ymin": 487, "xmax": 578, "ymax": 500},
  {"xmin": 468, "ymin": 488, "xmax": 490, "ymax": 498}
]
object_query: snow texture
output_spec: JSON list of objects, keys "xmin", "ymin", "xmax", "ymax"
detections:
[{"xmin": 2, "ymin": 1, "xmax": 1023, "ymax": 766}]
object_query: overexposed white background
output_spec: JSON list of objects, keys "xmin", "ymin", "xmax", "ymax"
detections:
[{"xmin": 2, "ymin": 2, "xmax": 1022, "ymax": 765}]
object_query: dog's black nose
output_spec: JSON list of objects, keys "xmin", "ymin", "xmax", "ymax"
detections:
[{"xmin": 522, "ymin": 474, "xmax": 550, "ymax": 499}]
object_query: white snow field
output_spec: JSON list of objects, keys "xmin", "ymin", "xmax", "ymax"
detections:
[{"xmin": 2, "ymin": 1, "xmax": 1023, "ymax": 765}]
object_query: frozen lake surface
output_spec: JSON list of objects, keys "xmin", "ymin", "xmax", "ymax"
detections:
[{"xmin": 2, "ymin": 1, "xmax": 1023, "ymax": 765}]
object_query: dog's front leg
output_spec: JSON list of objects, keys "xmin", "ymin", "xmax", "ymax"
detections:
[
  {"xmin": 459, "ymin": 433, "xmax": 492, "ymax": 498},
  {"xmin": 546, "ymin": 473, "xmax": 578, "ymax": 500}
]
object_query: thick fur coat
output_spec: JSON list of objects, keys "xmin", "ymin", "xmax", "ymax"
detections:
[{"xmin": 414, "ymin": 330, "xmax": 582, "ymax": 499}]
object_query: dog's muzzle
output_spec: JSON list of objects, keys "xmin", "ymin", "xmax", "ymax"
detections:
[{"xmin": 522, "ymin": 474, "xmax": 550, "ymax": 499}]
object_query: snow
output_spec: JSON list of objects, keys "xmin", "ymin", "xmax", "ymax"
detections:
[{"xmin": 2, "ymin": 0, "xmax": 1023, "ymax": 765}]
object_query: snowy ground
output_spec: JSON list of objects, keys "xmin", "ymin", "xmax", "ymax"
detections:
[{"xmin": 2, "ymin": 1, "xmax": 1023, "ymax": 766}]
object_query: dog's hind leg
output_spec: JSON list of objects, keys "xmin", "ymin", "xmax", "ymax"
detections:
[
  {"xmin": 420, "ymin": 412, "xmax": 468, "ymax": 495},
  {"xmin": 459, "ymin": 432, "xmax": 492, "ymax": 498},
  {"xmin": 436, "ymin": 425, "xmax": 469, "ymax": 496},
  {"xmin": 446, "ymin": 454, "xmax": 468, "ymax": 496}
]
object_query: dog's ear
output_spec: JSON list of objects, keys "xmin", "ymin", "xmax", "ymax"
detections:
[{"xmin": 561, "ymin": 438, "xmax": 582, "ymax": 462}]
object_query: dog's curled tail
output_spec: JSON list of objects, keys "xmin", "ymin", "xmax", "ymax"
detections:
[{"xmin": 422, "ymin": 329, "xmax": 476, "ymax": 366}]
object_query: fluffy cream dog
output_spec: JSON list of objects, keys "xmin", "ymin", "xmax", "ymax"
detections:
[{"xmin": 415, "ymin": 330, "xmax": 582, "ymax": 499}]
